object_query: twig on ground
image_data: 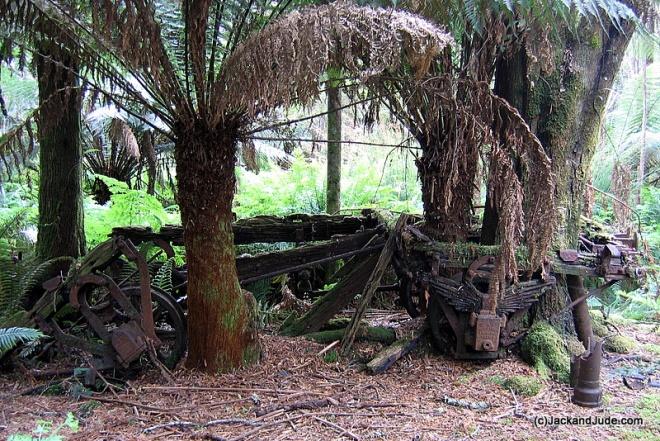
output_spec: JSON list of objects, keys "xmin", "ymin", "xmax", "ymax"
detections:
[
  {"xmin": 143, "ymin": 421, "xmax": 197, "ymax": 433},
  {"xmin": 313, "ymin": 416, "xmax": 360, "ymax": 440},
  {"xmin": 79, "ymin": 394, "xmax": 185, "ymax": 413},
  {"xmin": 317, "ymin": 340, "xmax": 339, "ymax": 357},
  {"xmin": 141, "ymin": 385, "xmax": 315, "ymax": 395}
]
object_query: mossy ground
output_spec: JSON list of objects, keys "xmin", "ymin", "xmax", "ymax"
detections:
[
  {"xmin": 521, "ymin": 321, "xmax": 570, "ymax": 383},
  {"xmin": 591, "ymin": 310, "xmax": 637, "ymax": 353},
  {"xmin": 501, "ymin": 375, "xmax": 543, "ymax": 397}
]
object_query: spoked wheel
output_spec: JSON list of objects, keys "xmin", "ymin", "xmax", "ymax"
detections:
[{"xmin": 121, "ymin": 286, "xmax": 187, "ymax": 369}]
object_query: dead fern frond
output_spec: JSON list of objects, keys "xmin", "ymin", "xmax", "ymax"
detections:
[{"xmin": 217, "ymin": 1, "xmax": 453, "ymax": 119}]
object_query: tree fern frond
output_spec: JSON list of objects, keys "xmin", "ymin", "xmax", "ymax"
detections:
[{"xmin": 0, "ymin": 326, "xmax": 43, "ymax": 357}]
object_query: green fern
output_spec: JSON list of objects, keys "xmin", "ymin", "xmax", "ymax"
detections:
[
  {"xmin": 0, "ymin": 327, "xmax": 43, "ymax": 357},
  {"xmin": 153, "ymin": 258, "xmax": 174, "ymax": 295}
]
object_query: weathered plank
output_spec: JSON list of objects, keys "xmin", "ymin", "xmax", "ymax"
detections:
[
  {"xmin": 340, "ymin": 214, "xmax": 410, "ymax": 355},
  {"xmin": 280, "ymin": 252, "xmax": 380, "ymax": 336}
]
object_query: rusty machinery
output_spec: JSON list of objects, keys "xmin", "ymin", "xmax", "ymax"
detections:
[
  {"xmin": 26, "ymin": 213, "xmax": 386, "ymax": 373},
  {"xmin": 393, "ymin": 225, "xmax": 646, "ymax": 360},
  {"xmin": 28, "ymin": 236, "xmax": 187, "ymax": 374}
]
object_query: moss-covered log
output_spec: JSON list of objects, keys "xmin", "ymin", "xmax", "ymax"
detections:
[{"xmin": 304, "ymin": 326, "xmax": 396, "ymax": 344}]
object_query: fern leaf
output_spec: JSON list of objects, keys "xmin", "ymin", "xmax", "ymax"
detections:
[
  {"xmin": 0, "ymin": 327, "xmax": 43, "ymax": 357},
  {"xmin": 153, "ymin": 258, "xmax": 174, "ymax": 295}
]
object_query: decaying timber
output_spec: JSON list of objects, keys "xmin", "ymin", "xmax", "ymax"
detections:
[{"xmin": 24, "ymin": 212, "xmax": 388, "ymax": 376}]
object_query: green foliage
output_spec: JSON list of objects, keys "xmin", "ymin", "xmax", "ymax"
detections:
[
  {"xmin": 0, "ymin": 326, "xmax": 43, "ymax": 357},
  {"xmin": 7, "ymin": 412, "xmax": 79, "ymax": 441},
  {"xmin": 85, "ymin": 175, "xmax": 179, "ymax": 247},
  {"xmin": 235, "ymin": 151, "xmax": 421, "ymax": 218},
  {"xmin": 153, "ymin": 258, "xmax": 175, "ymax": 296},
  {"xmin": 323, "ymin": 349, "xmax": 338, "ymax": 363}
]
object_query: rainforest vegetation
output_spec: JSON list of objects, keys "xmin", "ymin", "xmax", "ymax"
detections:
[{"xmin": 0, "ymin": 0, "xmax": 658, "ymax": 439}]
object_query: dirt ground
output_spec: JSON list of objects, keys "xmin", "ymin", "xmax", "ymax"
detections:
[{"xmin": 1, "ymin": 316, "xmax": 658, "ymax": 441}]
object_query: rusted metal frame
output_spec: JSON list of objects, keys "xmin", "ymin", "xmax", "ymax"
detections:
[
  {"xmin": 115, "ymin": 237, "xmax": 158, "ymax": 342},
  {"xmin": 69, "ymin": 274, "xmax": 141, "ymax": 342}
]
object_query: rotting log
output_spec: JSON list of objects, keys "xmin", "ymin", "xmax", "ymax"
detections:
[
  {"xmin": 237, "ymin": 229, "xmax": 384, "ymax": 283},
  {"xmin": 366, "ymin": 328, "xmax": 425, "ymax": 374},
  {"xmin": 340, "ymin": 214, "xmax": 410, "ymax": 354},
  {"xmin": 112, "ymin": 213, "xmax": 379, "ymax": 246},
  {"xmin": 280, "ymin": 253, "xmax": 380, "ymax": 336},
  {"xmin": 304, "ymin": 326, "xmax": 396, "ymax": 345}
]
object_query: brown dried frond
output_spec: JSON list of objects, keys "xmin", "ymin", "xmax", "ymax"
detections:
[
  {"xmin": 390, "ymin": 77, "xmax": 555, "ymax": 282},
  {"xmin": 108, "ymin": 118, "xmax": 140, "ymax": 159},
  {"xmin": 216, "ymin": 1, "xmax": 453, "ymax": 119}
]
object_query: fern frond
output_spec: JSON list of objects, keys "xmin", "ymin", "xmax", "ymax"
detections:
[
  {"xmin": 0, "ymin": 326, "xmax": 43, "ymax": 357},
  {"xmin": 153, "ymin": 257, "xmax": 174, "ymax": 295}
]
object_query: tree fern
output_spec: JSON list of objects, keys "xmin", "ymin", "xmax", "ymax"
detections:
[{"xmin": 0, "ymin": 326, "xmax": 43, "ymax": 357}]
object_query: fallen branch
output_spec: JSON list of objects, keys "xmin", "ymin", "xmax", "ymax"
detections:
[
  {"xmin": 366, "ymin": 328, "xmax": 425, "ymax": 374},
  {"xmin": 143, "ymin": 421, "xmax": 197, "ymax": 433},
  {"xmin": 255, "ymin": 397, "xmax": 338, "ymax": 416},
  {"xmin": 441, "ymin": 396, "xmax": 490, "ymax": 411},
  {"xmin": 79, "ymin": 394, "xmax": 186, "ymax": 413},
  {"xmin": 140, "ymin": 385, "xmax": 310, "ymax": 395},
  {"xmin": 313, "ymin": 416, "xmax": 360, "ymax": 440}
]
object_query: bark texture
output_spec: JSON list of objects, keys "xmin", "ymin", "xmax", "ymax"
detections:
[
  {"xmin": 326, "ymin": 73, "xmax": 342, "ymax": 215},
  {"xmin": 175, "ymin": 123, "xmax": 260, "ymax": 372},
  {"xmin": 490, "ymin": 16, "xmax": 634, "ymax": 327},
  {"xmin": 35, "ymin": 25, "xmax": 86, "ymax": 260}
]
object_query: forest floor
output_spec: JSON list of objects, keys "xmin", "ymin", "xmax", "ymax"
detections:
[{"xmin": 1, "ymin": 312, "xmax": 659, "ymax": 441}]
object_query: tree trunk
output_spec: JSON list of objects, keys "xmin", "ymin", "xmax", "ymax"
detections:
[
  {"xmin": 175, "ymin": 124, "xmax": 260, "ymax": 372},
  {"xmin": 418, "ymin": 135, "xmax": 476, "ymax": 241},
  {"xmin": 326, "ymin": 71, "xmax": 342, "ymax": 215},
  {"xmin": 636, "ymin": 60, "xmax": 648, "ymax": 204},
  {"xmin": 492, "ymin": 17, "xmax": 634, "ymax": 327},
  {"xmin": 35, "ymin": 26, "xmax": 86, "ymax": 260}
]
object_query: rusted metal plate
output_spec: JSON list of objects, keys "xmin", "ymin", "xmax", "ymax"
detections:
[
  {"xmin": 112, "ymin": 321, "xmax": 148, "ymax": 367},
  {"xmin": 472, "ymin": 312, "xmax": 504, "ymax": 352}
]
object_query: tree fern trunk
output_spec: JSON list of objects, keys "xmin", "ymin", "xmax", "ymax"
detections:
[
  {"xmin": 175, "ymin": 124, "xmax": 260, "ymax": 372},
  {"xmin": 35, "ymin": 25, "xmax": 86, "ymax": 260}
]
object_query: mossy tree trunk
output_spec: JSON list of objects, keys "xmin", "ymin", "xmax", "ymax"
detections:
[
  {"xmin": 35, "ymin": 24, "xmax": 86, "ymax": 260},
  {"xmin": 174, "ymin": 122, "xmax": 260, "ymax": 372},
  {"xmin": 488, "ymin": 17, "xmax": 634, "ymax": 327},
  {"xmin": 326, "ymin": 69, "xmax": 342, "ymax": 215}
]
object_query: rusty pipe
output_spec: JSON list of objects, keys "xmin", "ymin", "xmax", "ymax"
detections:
[
  {"xmin": 571, "ymin": 339, "xmax": 604, "ymax": 408},
  {"xmin": 566, "ymin": 274, "xmax": 593, "ymax": 351}
]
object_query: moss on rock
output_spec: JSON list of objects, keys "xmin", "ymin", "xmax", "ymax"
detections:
[
  {"xmin": 605, "ymin": 335, "xmax": 636, "ymax": 354},
  {"xmin": 590, "ymin": 311, "xmax": 609, "ymax": 337},
  {"xmin": 502, "ymin": 375, "xmax": 543, "ymax": 397},
  {"xmin": 521, "ymin": 321, "xmax": 571, "ymax": 383}
]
